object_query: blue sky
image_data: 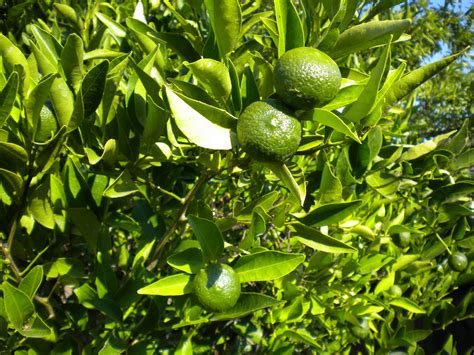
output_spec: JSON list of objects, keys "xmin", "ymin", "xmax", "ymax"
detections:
[{"xmin": 430, "ymin": 0, "xmax": 472, "ymax": 12}]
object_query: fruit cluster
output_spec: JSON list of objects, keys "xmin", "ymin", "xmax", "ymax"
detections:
[{"xmin": 237, "ymin": 47, "xmax": 341, "ymax": 163}]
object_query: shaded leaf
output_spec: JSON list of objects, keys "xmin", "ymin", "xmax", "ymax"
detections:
[
  {"xmin": 188, "ymin": 215, "xmax": 224, "ymax": 262},
  {"xmin": 297, "ymin": 200, "xmax": 362, "ymax": 226},
  {"xmin": 0, "ymin": 72, "xmax": 19, "ymax": 128},
  {"xmin": 212, "ymin": 293, "xmax": 282, "ymax": 320}
]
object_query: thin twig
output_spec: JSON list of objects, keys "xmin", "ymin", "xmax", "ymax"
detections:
[{"xmin": 146, "ymin": 173, "xmax": 211, "ymax": 271}]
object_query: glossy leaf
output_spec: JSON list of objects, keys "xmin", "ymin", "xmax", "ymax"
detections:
[
  {"xmin": 297, "ymin": 200, "xmax": 362, "ymax": 227},
  {"xmin": 275, "ymin": 0, "xmax": 305, "ymax": 56},
  {"xmin": 401, "ymin": 131, "xmax": 455, "ymax": 161},
  {"xmin": 61, "ymin": 33, "xmax": 84, "ymax": 92},
  {"xmin": 187, "ymin": 215, "xmax": 224, "ymax": 262},
  {"xmin": 137, "ymin": 274, "xmax": 194, "ymax": 296},
  {"xmin": 0, "ymin": 34, "xmax": 30, "ymax": 93},
  {"xmin": 25, "ymin": 73, "xmax": 56, "ymax": 137},
  {"xmin": 330, "ymin": 20, "xmax": 410, "ymax": 58},
  {"xmin": 0, "ymin": 72, "xmax": 19, "ymax": 128},
  {"xmin": 233, "ymin": 251, "xmax": 305, "ymax": 282},
  {"xmin": 81, "ymin": 60, "xmax": 109, "ymax": 117},
  {"xmin": 292, "ymin": 222, "xmax": 357, "ymax": 253},
  {"xmin": 390, "ymin": 297, "xmax": 426, "ymax": 314},
  {"xmin": 204, "ymin": 0, "xmax": 242, "ymax": 57},
  {"xmin": 165, "ymin": 87, "xmax": 234, "ymax": 150},
  {"xmin": 265, "ymin": 162, "xmax": 306, "ymax": 206},
  {"xmin": 0, "ymin": 168, "xmax": 23, "ymax": 194},
  {"xmin": 304, "ymin": 108, "xmax": 360, "ymax": 142},
  {"xmin": 186, "ymin": 59, "xmax": 232, "ymax": 101},
  {"xmin": 344, "ymin": 40, "xmax": 391, "ymax": 122},
  {"xmin": 19, "ymin": 266, "xmax": 43, "ymax": 299},
  {"xmin": 167, "ymin": 248, "xmax": 204, "ymax": 274},
  {"xmin": 212, "ymin": 293, "xmax": 282, "ymax": 320},
  {"xmin": 385, "ymin": 48, "xmax": 468, "ymax": 107},
  {"xmin": 2, "ymin": 282, "xmax": 34, "ymax": 330},
  {"xmin": 28, "ymin": 181, "xmax": 55, "ymax": 229}
]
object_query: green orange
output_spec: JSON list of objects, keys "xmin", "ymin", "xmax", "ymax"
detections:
[
  {"xmin": 448, "ymin": 251, "xmax": 468, "ymax": 272},
  {"xmin": 193, "ymin": 263, "xmax": 241, "ymax": 312},
  {"xmin": 237, "ymin": 99, "xmax": 301, "ymax": 162},
  {"xmin": 274, "ymin": 47, "xmax": 341, "ymax": 109}
]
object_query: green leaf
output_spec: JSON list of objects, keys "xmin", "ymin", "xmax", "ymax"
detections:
[
  {"xmin": 297, "ymin": 200, "xmax": 362, "ymax": 226},
  {"xmin": 211, "ymin": 293, "xmax": 282, "ymax": 320},
  {"xmin": 282, "ymin": 329, "xmax": 323, "ymax": 350},
  {"xmin": 359, "ymin": 254, "xmax": 393, "ymax": 274},
  {"xmin": 186, "ymin": 59, "xmax": 232, "ymax": 101},
  {"xmin": 53, "ymin": 3, "xmax": 83, "ymax": 33},
  {"xmin": 233, "ymin": 251, "xmax": 305, "ymax": 282},
  {"xmin": 96, "ymin": 12, "xmax": 127, "ymax": 38},
  {"xmin": 390, "ymin": 297, "xmax": 426, "ymax": 314},
  {"xmin": 0, "ymin": 34, "xmax": 30, "ymax": 94},
  {"xmin": 165, "ymin": 87, "xmax": 234, "ymax": 150},
  {"xmin": 19, "ymin": 313, "xmax": 52, "ymax": 338},
  {"xmin": 167, "ymin": 248, "xmax": 204, "ymax": 274},
  {"xmin": 401, "ymin": 131, "xmax": 455, "ymax": 161},
  {"xmin": 2, "ymin": 282, "xmax": 34, "ymax": 330},
  {"xmin": 81, "ymin": 60, "xmax": 109, "ymax": 117},
  {"xmin": 204, "ymin": 0, "xmax": 242, "ymax": 57},
  {"xmin": 28, "ymin": 181, "xmax": 55, "ymax": 229},
  {"xmin": 137, "ymin": 274, "xmax": 194, "ymax": 296},
  {"xmin": 385, "ymin": 48, "xmax": 468, "ymax": 107},
  {"xmin": 330, "ymin": 20, "xmax": 410, "ymax": 58},
  {"xmin": 0, "ymin": 168, "xmax": 23, "ymax": 194},
  {"xmin": 103, "ymin": 170, "xmax": 138, "ymax": 198},
  {"xmin": 147, "ymin": 30, "xmax": 200, "ymax": 62},
  {"xmin": 67, "ymin": 208, "xmax": 100, "ymax": 251},
  {"xmin": 43, "ymin": 258, "xmax": 85, "ymax": 279},
  {"xmin": 0, "ymin": 72, "xmax": 19, "ymax": 128},
  {"xmin": 25, "ymin": 73, "xmax": 56, "ymax": 137},
  {"xmin": 275, "ymin": 0, "xmax": 305, "ymax": 56},
  {"xmin": 292, "ymin": 222, "xmax": 357, "ymax": 253},
  {"xmin": 265, "ymin": 162, "xmax": 306, "ymax": 206},
  {"xmin": 61, "ymin": 33, "xmax": 84, "ymax": 93},
  {"xmin": 19, "ymin": 266, "xmax": 43, "ymax": 299},
  {"xmin": 304, "ymin": 108, "xmax": 360, "ymax": 143},
  {"xmin": 0, "ymin": 141, "xmax": 28, "ymax": 163},
  {"xmin": 366, "ymin": 171, "xmax": 400, "ymax": 198},
  {"xmin": 344, "ymin": 40, "xmax": 391, "ymax": 122},
  {"xmin": 322, "ymin": 84, "xmax": 365, "ymax": 111},
  {"xmin": 31, "ymin": 25, "xmax": 62, "ymax": 69},
  {"xmin": 74, "ymin": 283, "xmax": 122, "ymax": 321},
  {"xmin": 318, "ymin": 162, "xmax": 342, "ymax": 203},
  {"xmin": 188, "ymin": 215, "xmax": 224, "ymax": 262}
]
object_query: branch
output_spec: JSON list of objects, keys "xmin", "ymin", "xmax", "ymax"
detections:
[{"xmin": 146, "ymin": 172, "xmax": 211, "ymax": 271}]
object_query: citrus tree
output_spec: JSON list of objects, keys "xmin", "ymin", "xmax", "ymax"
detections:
[{"xmin": 0, "ymin": 0, "xmax": 472, "ymax": 353}]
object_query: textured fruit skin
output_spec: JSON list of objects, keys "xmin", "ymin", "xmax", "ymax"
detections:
[
  {"xmin": 448, "ymin": 251, "xmax": 468, "ymax": 272},
  {"xmin": 274, "ymin": 47, "xmax": 341, "ymax": 109},
  {"xmin": 237, "ymin": 99, "xmax": 301, "ymax": 162},
  {"xmin": 193, "ymin": 263, "xmax": 241, "ymax": 312}
]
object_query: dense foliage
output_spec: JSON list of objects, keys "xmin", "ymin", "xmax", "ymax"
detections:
[{"xmin": 0, "ymin": 0, "xmax": 472, "ymax": 353}]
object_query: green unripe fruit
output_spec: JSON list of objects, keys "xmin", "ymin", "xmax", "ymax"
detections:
[
  {"xmin": 448, "ymin": 251, "xmax": 468, "ymax": 272},
  {"xmin": 392, "ymin": 231, "xmax": 411, "ymax": 248},
  {"xmin": 274, "ymin": 47, "xmax": 341, "ymax": 109},
  {"xmin": 193, "ymin": 263, "xmax": 241, "ymax": 312}
]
